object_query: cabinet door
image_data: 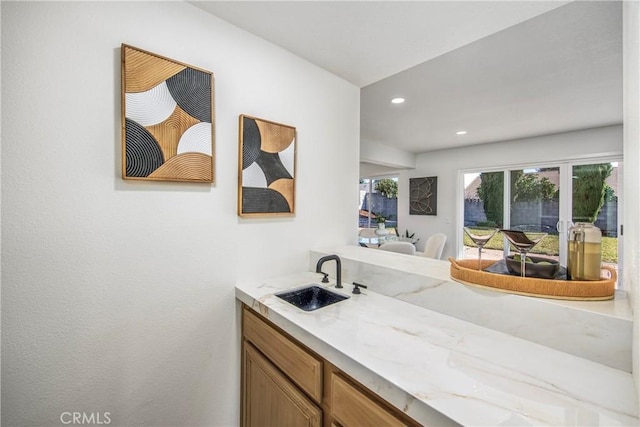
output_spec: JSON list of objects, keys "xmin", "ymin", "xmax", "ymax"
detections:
[
  {"xmin": 243, "ymin": 342, "xmax": 322, "ymax": 427},
  {"xmin": 330, "ymin": 373, "xmax": 406, "ymax": 427}
]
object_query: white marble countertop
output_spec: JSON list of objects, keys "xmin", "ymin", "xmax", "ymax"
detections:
[
  {"xmin": 309, "ymin": 246, "xmax": 633, "ymax": 372},
  {"xmin": 236, "ymin": 270, "xmax": 639, "ymax": 426},
  {"xmin": 316, "ymin": 245, "xmax": 633, "ymax": 319}
]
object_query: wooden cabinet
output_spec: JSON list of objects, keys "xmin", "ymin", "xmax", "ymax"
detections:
[
  {"xmin": 328, "ymin": 372, "xmax": 406, "ymax": 427},
  {"xmin": 241, "ymin": 305, "xmax": 419, "ymax": 427},
  {"xmin": 242, "ymin": 341, "xmax": 322, "ymax": 427},
  {"xmin": 243, "ymin": 306, "xmax": 323, "ymax": 403},
  {"xmin": 242, "ymin": 307, "xmax": 323, "ymax": 427}
]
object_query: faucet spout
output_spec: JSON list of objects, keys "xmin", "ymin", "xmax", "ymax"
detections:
[{"xmin": 315, "ymin": 255, "xmax": 342, "ymax": 288}]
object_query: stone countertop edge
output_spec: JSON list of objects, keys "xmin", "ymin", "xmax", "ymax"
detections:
[{"xmin": 235, "ymin": 272, "xmax": 639, "ymax": 427}]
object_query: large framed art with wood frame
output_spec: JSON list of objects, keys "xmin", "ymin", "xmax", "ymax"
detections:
[
  {"xmin": 121, "ymin": 44, "xmax": 214, "ymax": 183},
  {"xmin": 238, "ymin": 115, "xmax": 296, "ymax": 217}
]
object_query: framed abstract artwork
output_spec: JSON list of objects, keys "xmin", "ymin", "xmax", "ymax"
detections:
[
  {"xmin": 409, "ymin": 176, "xmax": 438, "ymax": 215},
  {"xmin": 121, "ymin": 44, "xmax": 214, "ymax": 183},
  {"xmin": 238, "ymin": 115, "xmax": 296, "ymax": 217}
]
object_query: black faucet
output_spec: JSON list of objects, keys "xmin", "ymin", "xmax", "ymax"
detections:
[{"xmin": 315, "ymin": 255, "xmax": 342, "ymax": 288}]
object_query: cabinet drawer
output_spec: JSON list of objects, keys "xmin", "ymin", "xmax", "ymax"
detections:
[
  {"xmin": 243, "ymin": 307, "xmax": 323, "ymax": 403},
  {"xmin": 330, "ymin": 373, "xmax": 406, "ymax": 427}
]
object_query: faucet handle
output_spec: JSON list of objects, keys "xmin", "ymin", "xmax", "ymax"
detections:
[
  {"xmin": 320, "ymin": 272, "xmax": 329, "ymax": 283},
  {"xmin": 352, "ymin": 282, "xmax": 368, "ymax": 294}
]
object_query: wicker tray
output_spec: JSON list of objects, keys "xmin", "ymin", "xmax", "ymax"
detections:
[{"xmin": 449, "ymin": 258, "xmax": 616, "ymax": 301}]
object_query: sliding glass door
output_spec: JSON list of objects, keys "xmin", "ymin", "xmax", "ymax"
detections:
[
  {"xmin": 507, "ymin": 167, "xmax": 560, "ymax": 260},
  {"xmin": 462, "ymin": 159, "xmax": 621, "ymax": 280},
  {"xmin": 570, "ymin": 162, "xmax": 620, "ymax": 274}
]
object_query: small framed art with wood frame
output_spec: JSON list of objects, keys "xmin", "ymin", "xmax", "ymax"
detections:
[{"xmin": 238, "ymin": 115, "xmax": 296, "ymax": 217}]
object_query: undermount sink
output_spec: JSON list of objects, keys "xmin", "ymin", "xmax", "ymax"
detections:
[{"xmin": 275, "ymin": 285, "xmax": 349, "ymax": 311}]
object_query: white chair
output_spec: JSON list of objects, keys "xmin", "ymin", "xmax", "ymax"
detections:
[
  {"xmin": 379, "ymin": 241, "xmax": 416, "ymax": 255},
  {"xmin": 421, "ymin": 233, "xmax": 447, "ymax": 259}
]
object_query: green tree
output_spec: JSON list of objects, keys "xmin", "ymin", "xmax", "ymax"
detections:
[
  {"xmin": 572, "ymin": 163, "xmax": 613, "ymax": 222},
  {"xmin": 375, "ymin": 179, "xmax": 398, "ymax": 198},
  {"xmin": 604, "ymin": 184, "xmax": 617, "ymax": 202},
  {"xmin": 513, "ymin": 174, "xmax": 556, "ymax": 201},
  {"xmin": 477, "ymin": 172, "xmax": 504, "ymax": 227}
]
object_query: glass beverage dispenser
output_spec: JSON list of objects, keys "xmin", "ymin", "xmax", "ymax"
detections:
[{"xmin": 567, "ymin": 222, "xmax": 602, "ymax": 281}]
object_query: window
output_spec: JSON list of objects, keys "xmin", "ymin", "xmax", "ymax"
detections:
[
  {"xmin": 461, "ymin": 159, "xmax": 621, "ymax": 284},
  {"xmin": 359, "ymin": 177, "xmax": 398, "ymax": 229}
]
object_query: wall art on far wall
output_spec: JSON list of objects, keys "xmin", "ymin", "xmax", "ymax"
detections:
[
  {"xmin": 121, "ymin": 44, "xmax": 214, "ymax": 183},
  {"xmin": 409, "ymin": 176, "xmax": 438, "ymax": 215},
  {"xmin": 238, "ymin": 115, "xmax": 296, "ymax": 217}
]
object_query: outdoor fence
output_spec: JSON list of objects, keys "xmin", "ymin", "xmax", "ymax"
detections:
[
  {"xmin": 360, "ymin": 193, "xmax": 398, "ymax": 227},
  {"xmin": 464, "ymin": 199, "xmax": 617, "ymax": 236},
  {"xmin": 359, "ymin": 196, "xmax": 617, "ymax": 236}
]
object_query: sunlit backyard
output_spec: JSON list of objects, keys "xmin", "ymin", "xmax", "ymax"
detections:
[{"xmin": 463, "ymin": 229, "xmax": 618, "ymax": 263}]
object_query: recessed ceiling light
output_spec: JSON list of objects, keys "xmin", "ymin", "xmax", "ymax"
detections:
[
  {"xmin": 391, "ymin": 97, "xmax": 405, "ymax": 104},
  {"xmin": 456, "ymin": 130, "xmax": 467, "ymax": 135}
]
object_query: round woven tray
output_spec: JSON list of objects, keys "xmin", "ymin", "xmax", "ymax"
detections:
[{"xmin": 449, "ymin": 258, "xmax": 616, "ymax": 301}]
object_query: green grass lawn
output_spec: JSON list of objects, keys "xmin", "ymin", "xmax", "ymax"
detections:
[{"xmin": 463, "ymin": 229, "xmax": 618, "ymax": 262}]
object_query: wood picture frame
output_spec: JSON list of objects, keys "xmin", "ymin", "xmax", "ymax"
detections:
[
  {"xmin": 409, "ymin": 176, "xmax": 438, "ymax": 215},
  {"xmin": 238, "ymin": 115, "xmax": 296, "ymax": 217},
  {"xmin": 121, "ymin": 44, "xmax": 215, "ymax": 183}
]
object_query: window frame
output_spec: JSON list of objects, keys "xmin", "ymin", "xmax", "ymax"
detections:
[{"xmin": 359, "ymin": 175, "xmax": 399, "ymax": 229}]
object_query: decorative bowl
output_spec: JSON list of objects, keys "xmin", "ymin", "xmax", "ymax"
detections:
[{"xmin": 505, "ymin": 255, "xmax": 560, "ymax": 279}]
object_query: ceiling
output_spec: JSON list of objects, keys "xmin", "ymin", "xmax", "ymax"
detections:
[{"xmin": 190, "ymin": 1, "xmax": 623, "ymax": 155}]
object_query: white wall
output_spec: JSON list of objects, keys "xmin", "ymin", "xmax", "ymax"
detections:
[
  {"xmin": 623, "ymin": 0, "xmax": 640, "ymax": 410},
  {"xmin": 1, "ymin": 2, "xmax": 359, "ymax": 426},
  {"xmin": 359, "ymin": 162, "xmax": 405, "ymax": 178},
  {"xmin": 400, "ymin": 125, "xmax": 623, "ymax": 258},
  {"xmin": 360, "ymin": 139, "xmax": 416, "ymax": 169}
]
